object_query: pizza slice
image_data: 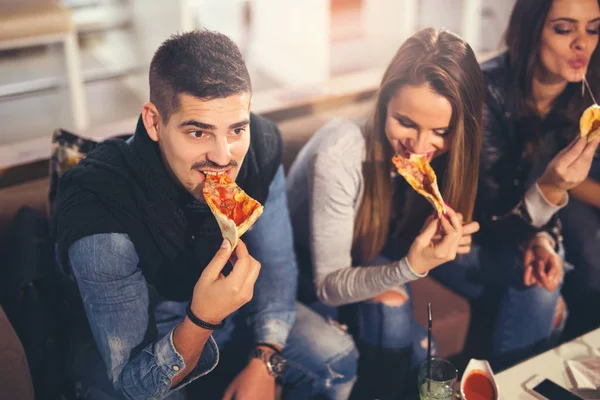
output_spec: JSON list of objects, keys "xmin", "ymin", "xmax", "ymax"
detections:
[
  {"xmin": 580, "ymin": 104, "xmax": 600, "ymax": 142},
  {"xmin": 203, "ymin": 172, "xmax": 264, "ymax": 248},
  {"xmin": 392, "ymin": 154, "xmax": 446, "ymax": 218}
]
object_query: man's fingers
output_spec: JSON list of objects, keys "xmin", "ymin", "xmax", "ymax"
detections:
[
  {"xmin": 242, "ymin": 258, "xmax": 262, "ymax": 293},
  {"xmin": 202, "ymin": 239, "xmax": 235, "ymax": 281},
  {"xmin": 226, "ymin": 240, "xmax": 253, "ymax": 285}
]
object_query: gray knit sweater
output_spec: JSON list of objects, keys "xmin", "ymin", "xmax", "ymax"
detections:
[{"xmin": 286, "ymin": 119, "xmax": 425, "ymax": 307}]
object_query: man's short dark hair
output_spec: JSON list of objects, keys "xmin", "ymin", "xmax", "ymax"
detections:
[{"xmin": 149, "ymin": 30, "xmax": 252, "ymax": 122}]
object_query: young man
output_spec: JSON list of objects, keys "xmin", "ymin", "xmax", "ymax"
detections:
[{"xmin": 53, "ymin": 30, "xmax": 357, "ymax": 400}]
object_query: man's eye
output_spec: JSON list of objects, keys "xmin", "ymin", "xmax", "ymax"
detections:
[
  {"xmin": 233, "ymin": 128, "xmax": 246, "ymax": 135},
  {"xmin": 189, "ymin": 131, "xmax": 206, "ymax": 138}
]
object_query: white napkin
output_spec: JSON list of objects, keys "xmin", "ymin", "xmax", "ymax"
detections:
[{"xmin": 566, "ymin": 356, "xmax": 600, "ymax": 390}]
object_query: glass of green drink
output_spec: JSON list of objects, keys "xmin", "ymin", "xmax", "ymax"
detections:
[{"xmin": 418, "ymin": 357, "xmax": 457, "ymax": 400}]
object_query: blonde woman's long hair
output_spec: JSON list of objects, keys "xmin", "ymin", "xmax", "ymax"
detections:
[{"xmin": 352, "ymin": 28, "xmax": 484, "ymax": 264}]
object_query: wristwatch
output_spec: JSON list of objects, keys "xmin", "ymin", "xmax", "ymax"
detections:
[{"xmin": 249, "ymin": 347, "xmax": 287, "ymax": 379}]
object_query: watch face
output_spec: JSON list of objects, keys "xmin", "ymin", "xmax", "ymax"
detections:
[{"xmin": 270, "ymin": 353, "xmax": 287, "ymax": 376}]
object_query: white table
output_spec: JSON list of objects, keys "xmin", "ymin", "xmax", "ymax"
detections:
[{"xmin": 495, "ymin": 328, "xmax": 600, "ymax": 399}]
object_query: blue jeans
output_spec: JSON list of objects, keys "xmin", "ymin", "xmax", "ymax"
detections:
[
  {"xmin": 306, "ymin": 288, "xmax": 431, "ymax": 363},
  {"xmin": 429, "ymin": 244, "xmax": 563, "ymax": 369},
  {"xmin": 349, "ymin": 294, "xmax": 431, "ymax": 363},
  {"xmin": 299, "ymin": 256, "xmax": 431, "ymax": 368},
  {"xmin": 72, "ymin": 302, "xmax": 357, "ymax": 400},
  {"xmin": 559, "ymin": 197, "xmax": 600, "ymax": 337},
  {"xmin": 299, "ymin": 267, "xmax": 431, "ymax": 398}
]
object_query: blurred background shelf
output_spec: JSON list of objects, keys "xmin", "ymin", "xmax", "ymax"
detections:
[{"xmin": 0, "ymin": 0, "xmax": 514, "ymax": 176}]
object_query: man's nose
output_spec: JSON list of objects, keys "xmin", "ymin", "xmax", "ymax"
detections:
[{"xmin": 206, "ymin": 137, "xmax": 231, "ymax": 167}]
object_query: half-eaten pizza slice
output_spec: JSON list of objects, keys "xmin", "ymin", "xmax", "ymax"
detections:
[
  {"xmin": 392, "ymin": 154, "xmax": 446, "ymax": 218},
  {"xmin": 203, "ymin": 172, "xmax": 264, "ymax": 248},
  {"xmin": 580, "ymin": 104, "xmax": 600, "ymax": 142}
]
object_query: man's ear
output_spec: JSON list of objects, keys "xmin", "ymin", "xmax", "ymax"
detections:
[{"xmin": 141, "ymin": 102, "xmax": 161, "ymax": 142}]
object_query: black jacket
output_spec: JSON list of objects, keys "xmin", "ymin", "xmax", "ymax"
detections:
[
  {"xmin": 53, "ymin": 113, "xmax": 282, "ymax": 301},
  {"xmin": 476, "ymin": 53, "xmax": 576, "ymax": 250}
]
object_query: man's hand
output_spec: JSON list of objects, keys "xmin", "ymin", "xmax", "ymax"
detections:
[
  {"xmin": 190, "ymin": 239, "xmax": 261, "ymax": 324},
  {"xmin": 172, "ymin": 240, "xmax": 260, "ymax": 388},
  {"xmin": 523, "ymin": 235, "xmax": 563, "ymax": 292},
  {"xmin": 223, "ymin": 351, "xmax": 276, "ymax": 400}
]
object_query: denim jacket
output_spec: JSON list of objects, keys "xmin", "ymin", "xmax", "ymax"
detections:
[{"xmin": 63, "ymin": 166, "xmax": 298, "ymax": 399}]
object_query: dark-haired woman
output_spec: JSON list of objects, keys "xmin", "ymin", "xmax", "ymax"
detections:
[{"xmin": 434, "ymin": 0, "xmax": 600, "ymax": 368}]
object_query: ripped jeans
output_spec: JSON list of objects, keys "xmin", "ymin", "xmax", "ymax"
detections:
[
  {"xmin": 300, "ymin": 268, "xmax": 431, "ymax": 399},
  {"xmin": 71, "ymin": 302, "xmax": 357, "ymax": 400},
  {"xmin": 209, "ymin": 302, "xmax": 358, "ymax": 400},
  {"xmin": 429, "ymin": 244, "xmax": 564, "ymax": 370},
  {"xmin": 300, "ymin": 256, "xmax": 431, "ymax": 368},
  {"xmin": 345, "ymin": 284, "xmax": 432, "ymax": 366}
]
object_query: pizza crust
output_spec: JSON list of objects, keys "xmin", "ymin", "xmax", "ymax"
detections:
[
  {"xmin": 392, "ymin": 154, "xmax": 446, "ymax": 218},
  {"xmin": 580, "ymin": 104, "xmax": 600, "ymax": 142},
  {"xmin": 204, "ymin": 196, "xmax": 240, "ymax": 248},
  {"xmin": 203, "ymin": 174, "xmax": 264, "ymax": 248}
]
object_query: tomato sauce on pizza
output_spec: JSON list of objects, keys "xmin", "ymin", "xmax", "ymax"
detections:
[{"xmin": 203, "ymin": 172, "xmax": 263, "ymax": 247}]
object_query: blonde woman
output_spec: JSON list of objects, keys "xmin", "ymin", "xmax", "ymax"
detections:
[{"xmin": 287, "ymin": 28, "xmax": 483, "ymax": 398}]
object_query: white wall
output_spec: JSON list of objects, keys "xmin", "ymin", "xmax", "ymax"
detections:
[
  {"xmin": 362, "ymin": 0, "xmax": 419, "ymax": 66},
  {"xmin": 249, "ymin": 0, "xmax": 330, "ymax": 86},
  {"xmin": 480, "ymin": 0, "xmax": 516, "ymax": 52},
  {"xmin": 418, "ymin": 0, "xmax": 514, "ymax": 52}
]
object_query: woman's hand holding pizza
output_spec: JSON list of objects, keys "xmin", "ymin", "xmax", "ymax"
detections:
[
  {"xmin": 407, "ymin": 206, "xmax": 464, "ymax": 275},
  {"xmin": 537, "ymin": 136, "xmax": 600, "ymax": 205},
  {"xmin": 430, "ymin": 212, "xmax": 480, "ymax": 254}
]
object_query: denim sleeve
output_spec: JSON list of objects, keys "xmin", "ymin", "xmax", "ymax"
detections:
[
  {"xmin": 243, "ymin": 165, "xmax": 297, "ymax": 348},
  {"xmin": 68, "ymin": 233, "xmax": 218, "ymax": 400}
]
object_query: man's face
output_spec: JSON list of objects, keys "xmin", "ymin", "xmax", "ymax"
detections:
[{"xmin": 144, "ymin": 92, "xmax": 251, "ymax": 201}]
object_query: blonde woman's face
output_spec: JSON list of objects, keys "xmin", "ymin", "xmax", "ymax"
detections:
[
  {"xmin": 385, "ymin": 83, "xmax": 452, "ymax": 161},
  {"xmin": 538, "ymin": 0, "xmax": 600, "ymax": 83}
]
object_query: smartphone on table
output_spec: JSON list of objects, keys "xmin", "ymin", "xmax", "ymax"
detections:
[{"xmin": 524, "ymin": 375, "xmax": 584, "ymax": 400}]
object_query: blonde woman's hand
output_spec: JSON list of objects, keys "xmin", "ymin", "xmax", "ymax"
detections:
[
  {"xmin": 407, "ymin": 207, "xmax": 463, "ymax": 275},
  {"xmin": 431, "ymin": 212, "xmax": 480, "ymax": 254}
]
